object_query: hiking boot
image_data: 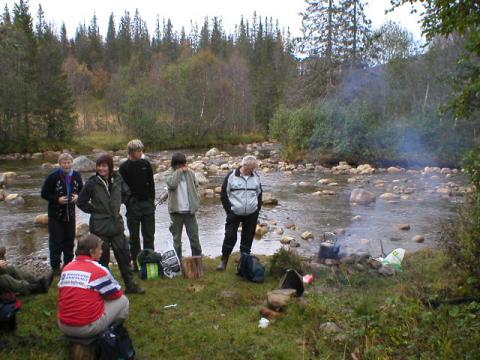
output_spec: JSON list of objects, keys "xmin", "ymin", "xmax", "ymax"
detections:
[
  {"xmin": 125, "ymin": 285, "xmax": 145, "ymax": 295},
  {"xmin": 216, "ymin": 255, "xmax": 229, "ymax": 271}
]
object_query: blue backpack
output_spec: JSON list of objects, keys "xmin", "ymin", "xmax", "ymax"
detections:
[{"xmin": 237, "ymin": 253, "xmax": 266, "ymax": 283}]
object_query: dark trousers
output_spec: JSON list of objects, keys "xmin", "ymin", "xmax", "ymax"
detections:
[
  {"xmin": 221, "ymin": 212, "xmax": 259, "ymax": 257},
  {"xmin": 48, "ymin": 217, "xmax": 75, "ymax": 271},
  {"xmin": 126, "ymin": 199, "xmax": 155, "ymax": 265},
  {"xmin": 97, "ymin": 233, "xmax": 137, "ymax": 291}
]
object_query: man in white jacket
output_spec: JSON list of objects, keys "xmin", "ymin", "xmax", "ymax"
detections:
[{"xmin": 217, "ymin": 156, "xmax": 262, "ymax": 271}]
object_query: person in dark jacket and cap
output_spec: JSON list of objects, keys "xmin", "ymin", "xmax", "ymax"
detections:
[
  {"xmin": 217, "ymin": 155, "xmax": 262, "ymax": 271},
  {"xmin": 77, "ymin": 154, "xmax": 145, "ymax": 294},
  {"xmin": 41, "ymin": 153, "xmax": 83, "ymax": 275}
]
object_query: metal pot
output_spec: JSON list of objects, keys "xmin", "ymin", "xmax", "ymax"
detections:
[{"xmin": 318, "ymin": 232, "xmax": 339, "ymax": 259}]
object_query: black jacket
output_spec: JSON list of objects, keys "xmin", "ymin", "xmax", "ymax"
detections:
[
  {"xmin": 119, "ymin": 159, "xmax": 155, "ymax": 201},
  {"xmin": 41, "ymin": 169, "xmax": 83, "ymax": 222}
]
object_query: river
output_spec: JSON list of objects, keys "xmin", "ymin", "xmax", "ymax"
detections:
[{"xmin": 0, "ymin": 145, "xmax": 467, "ymax": 264}]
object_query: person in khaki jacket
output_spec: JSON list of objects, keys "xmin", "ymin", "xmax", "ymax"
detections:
[{"xmin": 165, "ymin": 153, "xmax": 202, "ymax": 259}]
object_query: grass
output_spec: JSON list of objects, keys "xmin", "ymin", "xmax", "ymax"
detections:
[{"xmin": 1, "ymin": 250, "xmax": 480, "ymax": 359}]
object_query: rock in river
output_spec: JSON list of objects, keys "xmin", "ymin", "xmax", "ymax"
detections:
[
  {"xmin": 73, "ymin": 156, "xmax": 96, "ymax": 172},
  {"xmin": 34, "ymin": 214, "xmax": 49, "ymax": 226},
  {"xmin": 350, "ymin": 188, "xmax": 376, "ymax": 205},
  {"xmin": 5, "ymin": 193, "xmax": 25, "ymax": 205}
]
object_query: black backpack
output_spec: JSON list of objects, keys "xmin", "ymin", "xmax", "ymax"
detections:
[
  {"xmin": 98, "ymin": 324, "xmax": 135, "ymax": 360},
  {"xmin": 237, "ymin": 253, "xmax": 266, "ymax": 283}
]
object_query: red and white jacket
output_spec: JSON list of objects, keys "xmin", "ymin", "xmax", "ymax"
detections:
[{"xmin": 58, "ymin": 255, "xmax": 124, "ymax": 326}]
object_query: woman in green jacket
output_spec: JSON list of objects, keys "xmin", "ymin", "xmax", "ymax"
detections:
[
  {"xmin": 77, "ymin": 154, "xmax": 144, "ymax": 294},
  {"xmin": 165, "ymin": 153, "xmax": 202, "ymax": 259}
]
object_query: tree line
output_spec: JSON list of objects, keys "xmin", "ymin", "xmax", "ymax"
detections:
[
  {"xmin": 0, "ymin": 0, "xmax": 298, "ymax": 151},
  {"xmin": 0, "ymin": 0, "xmax": 478, "ymax": 165}
]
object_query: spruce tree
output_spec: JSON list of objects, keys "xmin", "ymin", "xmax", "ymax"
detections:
[{"xmin": 105, "ymin": 13, "xmax": 117, "ymax": 71}]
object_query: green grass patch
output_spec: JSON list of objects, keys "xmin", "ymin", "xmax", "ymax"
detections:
[{"xmin": 1, "ymin": 251, "xmax": 479, "ymax": 359}]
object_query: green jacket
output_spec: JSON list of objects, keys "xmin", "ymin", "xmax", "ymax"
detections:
[
  {"xmin": 77, "ymin": 172, "xmax": 130, "ymax": 237},
  {"xmin": 165, "ymin": 168, "xmax": 200, "ymax": 214}
]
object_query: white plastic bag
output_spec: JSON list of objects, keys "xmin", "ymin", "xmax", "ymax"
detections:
[
  {"xmin": 381, "ymin": 248, "xmax": 406, "ymax": 267},
  {"xmin": 161, "ymin": 249, "xmax": 182, "ymax": 278}
]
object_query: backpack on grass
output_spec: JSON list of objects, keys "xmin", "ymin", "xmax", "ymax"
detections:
[
  {"xmin": 98, "ymin": 323, "xmax": 135, "ymax": 360},
  {"xmin": 237, "ymin": 253, "xmax": 266, "ymax": 283}
]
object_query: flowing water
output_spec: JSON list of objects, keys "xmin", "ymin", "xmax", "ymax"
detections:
[{"xmin": 0, "ymin": 147, "xmax": 466, "ymax": 263}]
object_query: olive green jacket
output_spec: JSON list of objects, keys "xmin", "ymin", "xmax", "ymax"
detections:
[
  {"xmin": 77, "ymin": 172, "xmax": 130, "ymax": 237},
  {"xmin": 165, "ymin": 168, "xmax": 200, "ymax": 214}
]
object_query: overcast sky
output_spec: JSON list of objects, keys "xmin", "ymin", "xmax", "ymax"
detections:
[{"xmin": 3, "ymin": 0, "xmax": 424, "ymax": 41}]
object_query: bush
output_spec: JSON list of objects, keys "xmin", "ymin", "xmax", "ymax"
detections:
[
  {"xmin": 269, "ymin": 247, "xmax": 306, "ymax": 278},
  {"xmin": 440, "ymin": 149, "xmax": 480, "ymax": 290}
]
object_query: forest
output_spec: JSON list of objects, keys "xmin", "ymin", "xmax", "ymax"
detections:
[{"xmin": 0, "ymin": 0, "xmax": 479, "ymax": 166}]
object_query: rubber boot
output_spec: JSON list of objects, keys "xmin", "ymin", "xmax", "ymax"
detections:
[{"xmin": 216, "ymin": 255, "xmax": 229, "ymax": 271}]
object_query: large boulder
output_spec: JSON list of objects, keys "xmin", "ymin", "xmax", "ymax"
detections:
[
  {"xmin": 73, "ymin": 156, "xmax": 96, "ymax": 172},
  {"xmin": 350, "ymin": 188, "xmax": 376, "ymax": 205}
]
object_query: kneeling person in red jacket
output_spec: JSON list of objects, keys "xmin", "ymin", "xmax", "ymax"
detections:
[{"xmin": 58, "ymin": 234, "xmax": 129, "ymax": 338}]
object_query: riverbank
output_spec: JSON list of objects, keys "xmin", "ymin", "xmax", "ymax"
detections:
[
  {"xmin": 1, "ymin": 250, "xmax": 479, "ymax": 359},
  {"xmin": 0, "ymin": 131, "xmax": 267, "ymax": 157}
]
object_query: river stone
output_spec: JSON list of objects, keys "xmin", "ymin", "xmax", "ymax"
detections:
[
  {"xmin": 395, "ymin": 224, "xmax": 411, "ymax": 231},
  {"xmin": 32, "ymin": 152, "xmax": 43, "ymax": 159},
  {"xmin": 194, "ymin": 172, "xmax": 208, "ymax": 186},
  {"xmin": 34, "ymin": 214, "xmax": 49, "ymax": 226},
  {"xmin": 5, "ymin": 193, "xmax": 25, "ymax": 205},
  {"xmin": 267, "ymin": 289, "xmax": 297, "ymax": 310},
  {"xmin": 255, "ymin": 224, "xmax": 269, "ymax": 239},
  {"xmin": 319, "ymin": 322, "xmax": 342, "ymax": 334},
  {"xmin": 0, "ymin": 172, "xmax": 17, "ymax": 187},
  {"xmin": 203, "ymin": 189, "xmax": 214, "ymax": 198},
  {"xmin": 350, "ymin": 188, "xmax": 376, "ymax": 205},
  {"xmin": 214, "ymin": 186, "xmax": 222, "ymax": 194},
  {"xmin": 0, "ymin": 190, "xmax": 5, "ymax": 201},
  {"xmin": 43, "ymin": 150, "xmax": 61, "ymax": 159},
  {"xmin": 378, "ymin": 264, "xmax": 397, "ymax": 276},
  {"xmin": 317, "ymin": 179, "xmax": 333, "ymax": 185},
  {"xmin": 301, "ymin": 231, "xmax": 314, "ymax": 240},
  {"xmin": 76, "ymin": 223, "xmax": 90, "ymax": 238},
  {"xmin": 153, "ymin": 173, "xmax": 164, "ymax": 182},
  {"xmin": 285, "ymin": 222, "xmax": 296, "ymax": 230},
  {"xmin": 352, "ymin": 215, "xmax": 363, "ymax": 221},
  {"xmin": 412, "ymin": 235, "xmax": 425, "ymax": 243},
  {"xmin": 73, "ymin": 156, "xmax": 96, "ymax": 172},
  {"xmin": 275, "ymin": 228, "xmax": 284, "ymax": 235},
  {"xmin": 205, "ymin": 147, "xmax": 220, "ymax": 157},
  {"xmin": 340, "ymin": 255, "xmax": 355, "ymax": 265},
  {"xmin": 379, "ymin": 193, "xmax": 401, "ymax": 201},
  {"xmin": 280, "ymin": 236, "xmax": 294, "ymax": 244},
  {"xmin": 262, "ymin": 192, "xmax": 278, "ymax": 206},
  {"xmin": 387, "ymin": 166, "xmax": 402, "ymax": 174}
]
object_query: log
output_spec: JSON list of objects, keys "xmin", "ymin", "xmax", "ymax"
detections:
[
  {"xmin": 182, "ymin": 256, "xmax": 204, "ymax": 279},
  {"xmin": 71, "ymin": 343, "xmax": 97, "ymax": 360}
]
